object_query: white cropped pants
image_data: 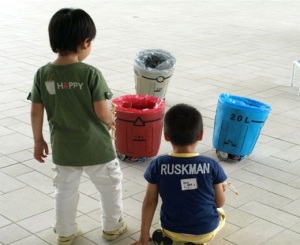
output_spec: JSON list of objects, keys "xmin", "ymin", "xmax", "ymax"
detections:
[{"xmin": 52, "ymin": 158, "xmax": 124, "ymax": 237}]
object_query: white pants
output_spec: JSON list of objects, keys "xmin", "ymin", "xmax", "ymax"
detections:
[{"xmin": 52, "ymin": 158, "xmax": 124, "ymax": 236}]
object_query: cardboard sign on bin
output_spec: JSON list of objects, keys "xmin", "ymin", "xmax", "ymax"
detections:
[{"xmin": 112, "ymin": 94, "xmax": 165, "ymax": 158}]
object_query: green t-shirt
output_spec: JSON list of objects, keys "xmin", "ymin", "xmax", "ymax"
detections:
[{"xmin": 29, "ymin": 62, "xmax": 116, "ymax": 166}]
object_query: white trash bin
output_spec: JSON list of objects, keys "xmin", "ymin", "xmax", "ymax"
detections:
[{"xmin": 134, "ymin": 49, "xmax": 176, "ymax": 99}]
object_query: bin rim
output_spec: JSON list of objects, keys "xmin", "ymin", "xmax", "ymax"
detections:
[
  {"xmin": 112, "ymin": 94, "xmax": 165, "ymax": 114},
  {"xmin": 218, "ymin": 93, "xmax": 271, "ymax": 112},
  {"xmin": 134, "ymin": 48, "xmax": 176, "ymax": 72}
]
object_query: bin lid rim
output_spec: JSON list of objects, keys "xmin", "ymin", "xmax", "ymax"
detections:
[
  {"xmin": 219, "ymin": 93, "xmax": 271, "ymax": 111},
  {"xmin": 112, "ymin": 94, "xmax": 165, "ymax": 113}
]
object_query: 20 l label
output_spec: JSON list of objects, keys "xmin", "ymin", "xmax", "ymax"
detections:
[{"xmin": 230, "ymin": 113, "xmax": 250, "ymax": 123}]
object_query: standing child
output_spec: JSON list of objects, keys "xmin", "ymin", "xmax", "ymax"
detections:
[
  {"xmin": 28, "ymin": 8, "xmax": 127, "ymax": 245},
  {"xmin": 132, "ymin": 104, "xmax": 227, "ymax": 245}
]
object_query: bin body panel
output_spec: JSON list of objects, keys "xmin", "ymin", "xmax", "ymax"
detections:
[
  {"xmin": 134, "ymin": 49, "xmax": 176, "ymax": 99},
  {"xmin": 113, "ymin": 95, "xmax": 165, "ymax": 158},
  {"xmin": 213, "ymin": 94, "xmax": 271, "ymax": 156},
  {"xmin": 134, "ymin": 67, "xmax": 173, "ymax": 99}
]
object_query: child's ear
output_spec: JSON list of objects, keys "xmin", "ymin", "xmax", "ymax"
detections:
[
  {"xmin": 81, "ymin": 38, "xmax": 90, "ymax": 49},
  {"xmin": 198, "ymin": 131, "xmax": 204, "ymax": 141},
  {"xmin": 164, "ymin": 133, "xmax": 170, "ymax": 141}
]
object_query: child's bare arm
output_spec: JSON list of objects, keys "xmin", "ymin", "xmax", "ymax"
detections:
[
  {"xmin": 214, "ymin": 182, "xmax": 226, "ymax": 208},
  {"xmin": 93, "ymin": 100, "xmax": 114, "ymax": 129},
  {"xmin": 131, "ymin": 183, "xmax": 158, "ymax": 245},
  {"xmin": 31, "ymin": 103, "xmax": 49, "ymax": 163}
]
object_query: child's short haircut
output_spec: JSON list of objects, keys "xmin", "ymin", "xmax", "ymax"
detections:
[
  {"xmin": 164, "ymin": 103, "xmax": 203, "ymax": 146},
  {"xmin": 48, "ymin": 8, "xmax": 96, "ymax": 55}
]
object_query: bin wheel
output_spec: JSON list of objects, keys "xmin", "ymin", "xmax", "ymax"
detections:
[
  {"xmin": 216, "ymin": 150, "xmax": 229, "ymax": 161},
  {"xmin": 117, "ymin": 152, "xmax": 126, "ymax": 161}
]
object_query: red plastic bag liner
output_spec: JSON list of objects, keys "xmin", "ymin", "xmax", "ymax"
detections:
[{"xmin": 112, "ymin": 94, "xmax": 164, "ymax": 113}]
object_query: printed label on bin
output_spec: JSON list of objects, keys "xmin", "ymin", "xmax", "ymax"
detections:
[{"xmin": 117, "ymin": 116, "xmax": 162, "ymax": 126}]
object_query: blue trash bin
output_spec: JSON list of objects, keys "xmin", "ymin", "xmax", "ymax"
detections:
[{"xmin": 212, "ymin": 93, "xmax": 271, "ymax": 160}]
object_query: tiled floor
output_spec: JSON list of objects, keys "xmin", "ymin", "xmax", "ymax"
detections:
[{"xmin": 1, "ymin": 0, "xmax": 300, "ymax": 244}]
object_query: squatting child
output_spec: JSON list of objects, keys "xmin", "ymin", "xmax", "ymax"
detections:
[
  {"xmin": 132, "ymin": 103, "xmax": 227, "ymax": 245},
  {"xmin": 28, "ymin": 8, "xmax": 127, "ymax": 245}
]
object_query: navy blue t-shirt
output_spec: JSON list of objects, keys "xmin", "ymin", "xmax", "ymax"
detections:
[{"xmin": 144, "ymin": 154, "xmax": 227, "ymax": 235}]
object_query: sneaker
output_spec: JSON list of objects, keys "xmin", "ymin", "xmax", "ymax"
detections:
[
  {"xmin": 152, "ymin": 229, "xmax": 174, "ymax": 245},
  {"xmin": 56, "ymin": 226, "xmax": 81, "ymax": 245},
  {"xmin": 152, "ymin": 229, "xmax": 203, "ymax": 245},
  {"xmin": 102, "ymin": 221, "xmax": 128, "ymax": 241}
]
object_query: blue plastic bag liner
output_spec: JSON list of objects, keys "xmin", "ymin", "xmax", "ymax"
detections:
[
  {"xmin": 218, "ymin": 93, "xmax": 271, "ymax": 112},
  {"xmin": 213, "ymin": 93, "xmax": 271, "ymax": 156}
]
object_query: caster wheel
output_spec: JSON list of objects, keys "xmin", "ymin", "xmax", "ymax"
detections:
[
  {"xmin": 117, "ymin": 152, "xmax": 126, "ymax": 161},
  {"xmin": 216, "ymin": 150, "xmax": 228, "ymax": 161}
]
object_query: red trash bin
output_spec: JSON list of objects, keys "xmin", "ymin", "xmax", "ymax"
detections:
[{"xmin": 112, "ymin": 94, "xmax": 165, "ymax": 159}]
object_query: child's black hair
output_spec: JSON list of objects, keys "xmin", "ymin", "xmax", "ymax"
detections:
[
  {"xmin": 164, "ymin": 103, "xmax": 203, "ymax": 146},
  {"xmin": 48, "ymin": 8, "xmax": 96, "ymax": 55}
]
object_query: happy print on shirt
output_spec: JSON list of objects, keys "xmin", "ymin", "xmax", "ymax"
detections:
[
  {"xmin": 57, "ymin": 82, "xmax": 84, "ymax": 90},
  {"xmin": 45, "ymin": 79, "xmax": 84, "ymax": 95}
]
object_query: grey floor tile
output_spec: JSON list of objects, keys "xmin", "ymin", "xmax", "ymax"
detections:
[
  {"xmin": 225, "ymin": 184, "xmax": 267, "ymax": 209},
  {"xmin": 289, "ymin": 177, "xmax": 300, "ymax": 189},
  {"xmin": 226, "ymin": 209, "xmax": 258, "ymax": 228},
  {"xmin": 257, "ymin": 156, "xmax": 291, "ymax": 169},
  {"xmin": 0, "ymin": 155, "xmax": 17, "ymax": 168},
  {"xmin": 7, "ymin": 150, "xmax": 34, "ymax": 163},
  {"xmin": 0, "ymin": 187, "xmax": 53, "ymax": 222},
  {"xmin": 243, "ymin": 162, "xmax": 298, "ymax": 183},
  {"xmin": 210, "ymin": 222, "xmax": 240, "ymax": 245},
  {"xmin": 18, "ymin": 210, "xmax": 54, "ymax": 234},
  {"xmin": 261, "ymin": 229, "xmax": 300, "ymax": 245},
  {"xmin": 0, "ymin": 133, "xmax": 32, "ymax": 155},
  {"xmin": 0, "ymin": 215, "xmax": 12, "ymax": 228},
  {"xmin": 0, "ymin": 172, "xmax": 25, "ymax": 193},
  {"xmin": 249, "ymin": 176, "xmax": 300, "ymax": 200},
  {"xmin": 0, "ymin": 224, "xmax": 31, "ymax": 244},
  {"xmin": 256, "ymin": 193, "xmax": 293, "ymax": 209},
  {"xmin": 77, "ymin": 194, "xmax": 101, "ymax": 214},
  {"xmin": 1, "ymin": 163, "xmax": 32, "ymax": 177},
  {"xmin": 9, "ymin": 235, "xmax": 49, "ymax": 245},
  {"xmin": 35, "ymin": 228, "xmax": 56, "ymax": 245},
  {"xmin": 280, "ymin": 198, "xmax": 300, "ymax": 217},
  {"xmin": 225, "ymin": 219, "xmax": 284, "ymax": 245},
  {"xmin": 239, "ymin": 201, "xmax": 300, "ymax": 228},
  {"xmin": 16, "ymin": 171, "xmax": 53, "ymax": 194}
]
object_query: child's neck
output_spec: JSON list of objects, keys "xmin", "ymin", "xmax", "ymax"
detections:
[
  {"xmin": 52, "ymin": 54, "xmax": 80, "ymax": 65},
  {"xmin": 171, "ymin": 144, "xmax": 197, "ymax": 154}
]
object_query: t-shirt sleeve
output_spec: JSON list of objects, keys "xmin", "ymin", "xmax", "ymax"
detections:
[
  {"xmin": 29, "ymin": 71, "xmax": 43, "ymax": 103},
  {"xmin": 144, "ymin": 159, "xmax": 159, "ymax": 184},
  {"xmin": 212, "ymin": 160, "xmax": 227, "ymax": 184},
  {"xmin": 89, "ymin": 69, "xmax": 113, "ymax": 101}
]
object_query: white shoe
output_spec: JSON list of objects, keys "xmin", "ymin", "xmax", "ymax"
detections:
[
  {"xmin": 56, "ymin": 226, "xmax": 81, "ymax": 245},
  {"xmin": 102, "ymin": 221, "xmax": 128, "ymax": 241}
]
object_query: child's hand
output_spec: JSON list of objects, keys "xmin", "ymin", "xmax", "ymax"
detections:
[
  {"xmin": 34, "ymin": 140, "xmax": 49, "ymax": 163},
  {"xmin": 130, "ymin": 241, "xmax": 149, "ymax": 245},
  {"xmin": 130, "ymin": 237, "xmax": 151, "ymax": 245},
  {"xmin": 107, "ymin": 121, "xmax": 116, "ymax": 131}
]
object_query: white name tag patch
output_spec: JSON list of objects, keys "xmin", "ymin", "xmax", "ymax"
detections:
[{"xmin": 181, "ymin": 178, "xmax": 197, "ymax": 191}]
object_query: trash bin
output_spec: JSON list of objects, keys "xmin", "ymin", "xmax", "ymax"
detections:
[
  {"xmin": 112, "ymin": 94, "xmax": 165, "ymax": 161},
  {"xmin": 212, "ymin": 93, "xmax": 271, "ymax": 161},
  {"xmin": 134, "ymin": 49, "xmax": 176, "ymax": 99}
]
